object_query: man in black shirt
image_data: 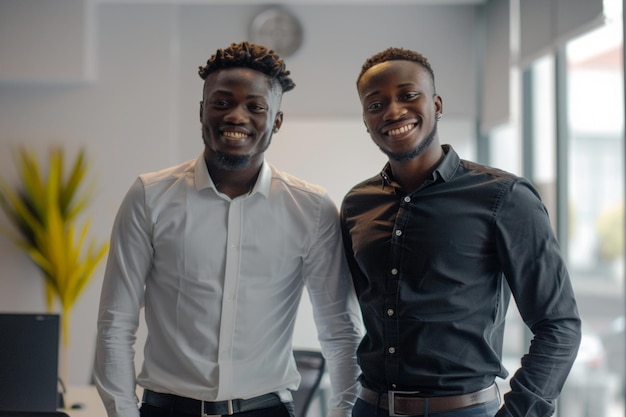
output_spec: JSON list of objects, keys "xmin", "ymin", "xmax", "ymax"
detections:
[{"xmin": 340, "ymin": 47, "xmax": 581, "ymax": 417}]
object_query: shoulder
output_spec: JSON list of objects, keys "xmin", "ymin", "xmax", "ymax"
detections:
[
  {"xmin": 348, "ymin": 173, "xmax": 381, "ymax": 192},
  {"xmin": 458, "ymin": 159, "xmax": 518, "ymax": 181},
  {"xmin": 123, "ymin": 159, "xmax": 197, "ymax": 207},
  {"xmin": 267, "ymin": 165, "xmax": 340, "ymax": 223},
  {"xmin": 456, "ymin": 161, "xmax": 546, "ymax": 219},
  {"xmin": 341, "ymin": 172, "xmax": 385, "ymax": 207},
  {"xmin": 458, "ymin": 159, "xmax": 537, "ymax": 194},
  {"xmin": 137, "ymin": 159, "xmax": 195, "ymax": 188},
  {"xmin": 269, "ymin": 164, "xmax": 329, "ymax": 200}
]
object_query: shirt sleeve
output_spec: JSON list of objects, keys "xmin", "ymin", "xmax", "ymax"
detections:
[
  {"xmin": 94, "ymin": 178, "xmax": 152, "ymax": 417},
  {"xmin": 494, "ymin": 178, "xmax": 582, "ymax": 417},
  {"xmin": 304, "ymin": 192, "xmax": 364, "ymax": 417}
]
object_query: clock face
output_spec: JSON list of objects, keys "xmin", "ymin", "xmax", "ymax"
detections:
[{"xmin": 249, "ymin": 7, "xmax": 303, "ymax": 57}]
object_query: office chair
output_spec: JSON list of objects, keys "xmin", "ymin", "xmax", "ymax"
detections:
[
  {"xmin": 0, "ymin": 412, "xmax": 70, "ymax": 417},
  {"xmin": 292, "ymin": 349, "xmax": 327, "ymax": 417}
]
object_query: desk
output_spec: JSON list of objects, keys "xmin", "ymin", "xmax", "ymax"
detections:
[{"xmin": 61, "ymin": 386, "xmax": 143, "ymax": 417}]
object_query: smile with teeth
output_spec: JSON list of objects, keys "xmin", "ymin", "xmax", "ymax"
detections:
[
  {"xmin": 222, "ymin": 131, "xmax": 248, "ymax": 139},
  {"xmin": 386, "ymin": 124, "xmax": 415, "ymax": 137}
]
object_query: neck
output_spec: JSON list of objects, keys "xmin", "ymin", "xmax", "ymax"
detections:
[
  {"xmin": 212, "ymin": 170, "xmax": 259, "ymax": 198},
  {"xmin": 203, "ymin": 146, "xmax": 265, "ymax": 198},
  {"xmin": 390, "ymin": 143, "xmax": 444, "ymax": 193},
  {"xmin": 206, "ymin": 161, "xmax": 261, "ymax": 199}
]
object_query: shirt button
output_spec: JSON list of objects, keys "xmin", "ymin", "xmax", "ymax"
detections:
[
  {"xmin": 388, "ymin": 347, "xmax": 396, "ymax": 354},
  {"xmin": 391, "ymin": 268, "xmax": 398, "ymax": 276},
  {"xmin": 395, "ymin": 229, "xmax": 402, "ymax": 236},
  {"xmin": 404, "ymin": 196, "xmax": 411, "ymax": 203},
  {"xmin": 387, "ymin": 309, "xmax": 394, "ymax": 316}
]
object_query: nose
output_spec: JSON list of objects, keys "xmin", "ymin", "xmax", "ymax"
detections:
[
  {"xmin": 384, "ymin": 100, "xmax": 407, "ymax": 121},
  {"xmin": 224, "ymin": 105, "xmax": 249, "ymax": 124}
]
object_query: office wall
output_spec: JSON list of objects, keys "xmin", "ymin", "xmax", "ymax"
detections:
[{"xmin": 0, "ymin": 1, "xmax": 480, "ymax": 384}]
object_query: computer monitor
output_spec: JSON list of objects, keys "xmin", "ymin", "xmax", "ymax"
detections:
[{"xmin": 0, "ymin": 313, "xmax": 60, "ymax": 412}]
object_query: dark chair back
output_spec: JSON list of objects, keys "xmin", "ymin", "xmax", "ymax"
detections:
[{"xmin": 292, "ymin": 349, "xmax": 327, "ymax": 417}]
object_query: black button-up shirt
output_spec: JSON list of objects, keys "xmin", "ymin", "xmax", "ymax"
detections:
[{"xmin": 340, "ymin": 145, "xmax": 581, "ymax": 417}]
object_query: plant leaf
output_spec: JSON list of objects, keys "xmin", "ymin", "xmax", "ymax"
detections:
[{"xmin": 0, "ymin": 146, "xmax": 109, "ymax": 346}]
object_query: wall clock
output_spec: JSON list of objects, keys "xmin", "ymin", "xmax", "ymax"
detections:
[{"xmin": 249, "ymin": 7, "xmax": 303, "ymax": 58}]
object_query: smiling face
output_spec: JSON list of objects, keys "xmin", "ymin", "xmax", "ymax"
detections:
[
  {"xmin": 358, "ymin": 60, "xmax": 442, "ymax": 163},
  {"xmin": 200, "ymin": 67, "xmax": 283, "ymax": 171}
]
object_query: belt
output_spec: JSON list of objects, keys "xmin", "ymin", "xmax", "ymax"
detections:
[
  {"xmin": 358, "ymin": 384, "xmax": 499, "ymax": 417},
  {"xmin": 142, "ymin": 389, "xmax": 283, "ymax": 416}
]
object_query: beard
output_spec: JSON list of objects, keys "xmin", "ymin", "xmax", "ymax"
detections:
[
  {"xmin": 202, "ymin": 127, "xmax": 273, "ymax": 171},
  {"xmin": 213, "ymin": 151, "xmax": 252, "ymax": 170},
  {"xmin": 381, "ymin": 120, "xmax": 438, "ymax": 163}
]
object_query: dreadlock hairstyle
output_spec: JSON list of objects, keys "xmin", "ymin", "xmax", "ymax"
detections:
[
  {"xmin": 357, "ymin": 47, "xmax": 436, "ymax": 93},
  {"xmin": 198, "ymin": 41, "xmax": 295, "ymax": 93}
]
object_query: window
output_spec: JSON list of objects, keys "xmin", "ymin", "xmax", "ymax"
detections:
[
  {"xmin": 564, "ymin": 3, "xmax": 625, "ymax": 415},
  {"xmin": 489, "ymin": 1, "xmax": 624, "ymax": 416}
]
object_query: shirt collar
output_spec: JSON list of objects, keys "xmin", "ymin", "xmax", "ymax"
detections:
[
  {"xmin": 252, "ymin": 161, "xmax": 271, "ymax": 198},
  {"xmin": 435, "ymin": 144, "xmax": 460, "ymax": 182},
  {"xmin": 378, "ymin": 144, "xmax": 460, "ymax": 187},
  {"xmin": 194, "ymin": 153, "xmax": 212, "ymax": 190},
  {"xmin": 193, "ymin": 153, "xmax": 271, "ymax": 198}
]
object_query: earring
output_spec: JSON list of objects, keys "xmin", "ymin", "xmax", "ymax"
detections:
[
  {"xmin": 273, "ymin": 127, "xmax": 279, "ymax": 133},
  {"xmin": 436, "ymin": 113, "xmax": 442, "ymax": 121}
]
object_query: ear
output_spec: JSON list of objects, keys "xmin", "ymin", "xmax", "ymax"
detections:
[
  {"xmin": 273, "ymin": 111, "xmax": 284, "ymax": 134},
  {"xmin": 434, "ymin": 94, "xmax": 443, "ymax": 115},
  {"xmin": 199, "ymin": 101, "xmax": 204, "ymax": 122},
  {"xmin": 363, "ymin": 120, "xmax": 370, "ymax": 133}
]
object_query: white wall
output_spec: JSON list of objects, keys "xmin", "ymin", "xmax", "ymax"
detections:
[{"xmin": 0, "ymin": 1, "xmax": 479, "ymax": 384}]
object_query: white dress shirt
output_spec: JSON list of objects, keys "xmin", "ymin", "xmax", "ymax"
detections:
[{"xmin": 94, "ymin": 154, "xmax": 363, "ymax": 417}]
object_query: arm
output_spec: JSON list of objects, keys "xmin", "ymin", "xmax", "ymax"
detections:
[
  {"xmin": 494, "ymin": 179, "xmax": 582, "ymax": 417},
  {"xmin": 304, "ymin": 193, "xmax": 364, "ymax": 417},
  {"xmin": 94, "ymin": 178, "xmax": 153, "ymax": 417}
]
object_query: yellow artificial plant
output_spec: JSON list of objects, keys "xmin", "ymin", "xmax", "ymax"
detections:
[{"xmin": 0, "ymin": 146, "xmax": 109, "ymax": 346}]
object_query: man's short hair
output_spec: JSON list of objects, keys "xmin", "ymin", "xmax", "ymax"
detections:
[
  {"xmin": 357, "ymin": 47, "xmax": 436, "ymax": 92},
  {"xmin": 199, "ymin": 41, "xmax": 295, "ymax": 93}
]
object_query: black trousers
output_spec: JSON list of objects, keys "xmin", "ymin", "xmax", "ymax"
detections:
[{"xmin": 140, "ymin": 401, "xmax": 295, "ymax": 417}]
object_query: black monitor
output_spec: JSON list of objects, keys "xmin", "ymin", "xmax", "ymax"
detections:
[{"xmin": 0, "ymin": 313, "xmax": 60, "ymax": 412}]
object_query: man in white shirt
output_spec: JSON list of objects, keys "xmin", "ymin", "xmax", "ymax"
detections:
[{"xmin": 94, "ymin": 41, "xmax": 363, "ymax": 417}]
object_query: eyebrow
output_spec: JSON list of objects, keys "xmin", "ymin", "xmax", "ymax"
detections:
[
  {"xmin": 362, "ymin": 82, "xmax": 417, "ymax": 99},
  {"xmin": 362, "ymin": 89, "xmax": 380, "ymax": 99},
  {"xmin": 209, "ymin": 90, "xmax": 267, "ymax": 100}
]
